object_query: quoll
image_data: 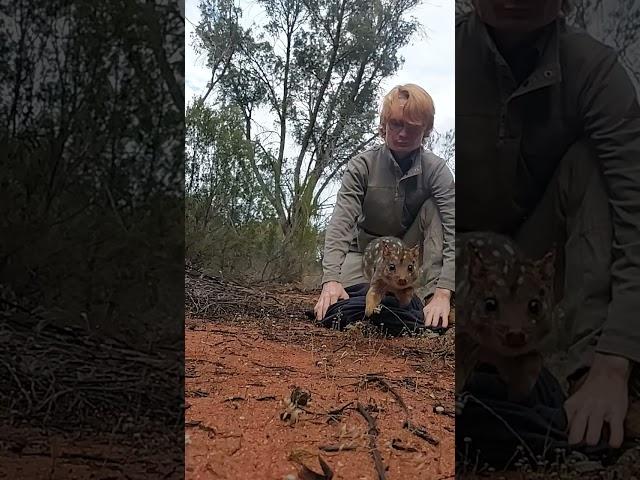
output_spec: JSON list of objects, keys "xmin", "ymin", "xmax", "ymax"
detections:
[
  {"xmin": 456, "ymin": 231, "xmax": 556, "ymax": 402},
  {"xmin": 362, "ymin": 236, "xmax": 420, "ymax": 318}
]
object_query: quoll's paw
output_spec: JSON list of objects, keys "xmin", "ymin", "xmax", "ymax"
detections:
[
  {"xmin": 365, "ymin": 292, "xmax": 380, "ymax": 318},
  {"xmin": 364, "ymin": 303, "xmax": 383, "ymax": 317},
  {"xmin": 364, "ymin": 298, "xmax": 376, "ymax": 317}
]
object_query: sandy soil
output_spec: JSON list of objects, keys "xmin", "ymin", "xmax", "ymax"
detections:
[{"xmin": 184, "ymin": 288, "xmax": 456, "ymax": 480}]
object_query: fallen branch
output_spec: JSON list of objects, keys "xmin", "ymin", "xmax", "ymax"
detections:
[
  {"xmin": 356, "ymin": 402, "xmax": 388, "ymax": 480},
  {"xmin": 184, "ymin": 265, "xmax": 309, "ymax": 320}
]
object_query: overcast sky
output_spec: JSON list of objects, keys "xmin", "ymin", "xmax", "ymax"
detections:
[{"xmin": 185, "ymin": 0, "xmax": 455, "ymax": 135}]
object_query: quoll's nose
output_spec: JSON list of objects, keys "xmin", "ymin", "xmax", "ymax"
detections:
[
  {"xmin": 397, "ymin": 278, "xmax": 407, "ymax": 286},
  {"xmin": 504, "ymin": 331, "xmax": 527, "ymax": 348}
]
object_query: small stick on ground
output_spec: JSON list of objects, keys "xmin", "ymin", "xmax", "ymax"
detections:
[
  {"xmin": 326, "ymin": 401, "xmax": 354, "ymax": 423},
  {"xmin": 332, "ymin": 341, "xmax": 351, "ymax": 353},
  {"xmin": 356, "ymin": 402, "xmax": 388, "ymax": 480},
  {"xmin": 363, "ymin": 374, "xmax": 409, "ymax": 416},
  {"xmin": 318, "ymin": 443, "xmax": 358, "ymax": 452},
  {"xmin": 364, "ymin": 374, "xmax": 441, "ymax": 447},
  {"xmin": 403, "ymin": 420, "xmax": 439, "ymax": 446},
  {"xmin": 223, "ymin": 396, "xmax": 245, "ymax": 402},
  {"xmin": 256, "ymin": 395, "xmax": 276, "ymax": 401}
]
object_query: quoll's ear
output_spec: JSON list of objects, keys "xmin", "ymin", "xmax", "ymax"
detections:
[
  {"xmin": 408, "ymin": 243, "xmax": 420, "ymax": 260},
  {"xmin": 536, "ymin": 246, "xmax": 556, "ymax": 283},
  {"xmin": 466, "ymin": 242, "xmax": 486, "ymax": 282}
]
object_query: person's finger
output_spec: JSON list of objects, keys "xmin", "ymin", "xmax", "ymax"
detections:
[
  {"xmin": 328, "ymin": 294, "xmax": 339, "ymax": 307},
  {"xmin": 314, "ymin": 295, "xmax": 325, "ymax": 319},
  {"xmin": 585, "ymin": 409, "xmax": 605, "ymax": 446},
  {"xmin": 564, "ymin": 399, "xmax": 577, "ymax": 426},
  {"xmin": 321, "ymin": 298, "xmax": 331, "ymax": 320},
  {"xmin": 439, "ymin": 308, "xmax": 447, "ymax": 327},
  {"xmin": 425, "ymin": 308, "xmax": 435, "ymax": 327},
  {"xmin": 433, "ymin": 309, "xmax": 444, "ymax": 328},
  {"xmin": 317, "ymin": 297, "xmax": 328, "ymax": 320},
  {"xmin": 568, "ymin": 405, "xmax": 589, "ymax": 445},
  {"xmin": 440, "ymin": 307, "xmax": 450, "ymax": 328},
  {"xmin": 432, "ymin": 309, "xmax": 443, "ymax": 327},
  {"xmin": 339, "ymin": 290, "xmax": 349, "ymax": 300},
  {"xmin": 607, "ymin": 412, "xmax": 625, "ymax": 448}
]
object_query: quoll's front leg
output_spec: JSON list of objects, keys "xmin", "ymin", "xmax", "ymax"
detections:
[{"xmin": 365, "ymin": 286, "xmax": 384, "ymax": 317}]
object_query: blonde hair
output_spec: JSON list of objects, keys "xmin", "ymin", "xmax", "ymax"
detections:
[{"xmin": 378, "ymin": 84, "xmax": 435, "ymax": 141}]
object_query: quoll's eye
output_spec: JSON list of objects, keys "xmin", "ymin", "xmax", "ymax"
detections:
[
  {"xmin": 484, "ymin": 297, "xmax": 498, "ymax": 313},
  {"xmin": 528, "ymin": 299, "xmax": 541, "ymax": 315},
  {"xmin": 407, "ymin": 264, "xmax": 413, "ymax": 272},
  {"xmin": 388, "ymin": 264, "xmax": 395, "ymax": 271}
]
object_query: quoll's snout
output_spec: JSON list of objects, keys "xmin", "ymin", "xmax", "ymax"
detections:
[
  {"xmin": 397, "ymin": 278, "xmax": 407, "ymax": 286},
  {"xmin": 504, "ymin": 331, "xmax": 527, "ymax": 348}
]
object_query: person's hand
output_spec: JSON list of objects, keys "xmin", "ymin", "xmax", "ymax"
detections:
[
  {"xmin": 564, "ymin": 353, "xmax": 631, "ymax": 448},
  {"xmin": 314, "ymin": 281, "xmax": 349, "ymax": 320},
  {"xmin": 423, "ymin": 288, "xmax": 451, "ymax": 328}
]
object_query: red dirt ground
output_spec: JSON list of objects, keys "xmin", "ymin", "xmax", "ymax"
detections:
[{"xmin": 185, "ymin": 288, "xmax": 456, "ymax": 480}]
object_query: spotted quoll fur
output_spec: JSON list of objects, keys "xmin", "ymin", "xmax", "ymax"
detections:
[
  {"xmin": 362, "ymin": 236, "xmax": 420, "ymax": 318},
  {"xmin": 456, "ymin": 231, "xmax": 556, "ymax": 402}
]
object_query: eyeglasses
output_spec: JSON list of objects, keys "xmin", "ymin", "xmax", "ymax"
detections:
[{"xmin": 387, "ymin": 119, "xmax": 424, "ymax": 135}]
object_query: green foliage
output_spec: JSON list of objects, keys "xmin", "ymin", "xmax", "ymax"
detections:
[{"xmin": 185, "ymin": 100, "xmax": 320, "ymax": 282}]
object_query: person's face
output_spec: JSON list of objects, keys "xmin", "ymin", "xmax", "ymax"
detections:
[
  {"xmin": 472, "ymin": 0, "xmax": 563, "ymax": 32},
  {"xmin": 384, "ymin": 99, "xmax": 427, "ymax": 156}
]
